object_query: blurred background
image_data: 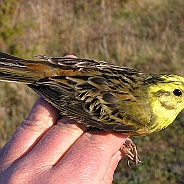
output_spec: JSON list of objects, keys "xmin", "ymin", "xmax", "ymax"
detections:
[{"xmin": 0, "ymin": 0, "xmax": 184, "ymax": 183}]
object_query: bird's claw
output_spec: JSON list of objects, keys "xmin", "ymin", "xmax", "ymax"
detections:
[{"xmin": 120, "ymin": 138, "xmax": 143, "ymax": 168}]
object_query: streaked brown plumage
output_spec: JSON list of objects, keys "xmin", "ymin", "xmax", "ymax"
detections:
[
  {"xmin": 0, "ymin": 52, "xmax": 151, "ymax": 136},
  {"xmin": 1, "ymin": 51, "xmax": 184, "ymax": 166},
  {"xmin": 0, "ymin": 52, "xmax": 184, "ymax": 137}
]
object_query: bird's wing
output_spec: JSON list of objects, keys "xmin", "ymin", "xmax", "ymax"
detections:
[
  {"xmin": 28, "ymin": 73, "xmax": 147, "ymax": 134},
  {"xmin": 0, "ymin": 52, "xmax": 151, "ymax": 134}
]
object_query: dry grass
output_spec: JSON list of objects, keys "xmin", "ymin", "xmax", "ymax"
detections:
[
  {"xmin": 0, "ymin": 83, "xmax": 37, "ymax": 146},
  {"xmin": 0, "ymin": 0, "xmax": 184, "ymax": 183}
]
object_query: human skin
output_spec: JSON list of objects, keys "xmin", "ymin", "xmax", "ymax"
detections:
[{"xmin": 0, "ymin": 97, "xmax": 127, "ymax": 184}]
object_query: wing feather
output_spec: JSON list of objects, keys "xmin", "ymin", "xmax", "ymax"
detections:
[{"xmin": 28, "ymin": 76, "xmax": 139, "ymax": 134}]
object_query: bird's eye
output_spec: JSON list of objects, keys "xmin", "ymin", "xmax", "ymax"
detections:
[{"xmin": 173, "ymin": 89, "xmax": 182, "ymax": 97}]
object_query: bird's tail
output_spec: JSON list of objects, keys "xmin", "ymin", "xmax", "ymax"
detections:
[{"xmin": 0, "ymin": 52, "xmax": 54, "ymax": 84}]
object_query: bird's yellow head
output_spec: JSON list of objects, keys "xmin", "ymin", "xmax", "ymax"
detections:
[{"xmin": 145, "ymin": 74, "xmax": 184, "ymax": 133}]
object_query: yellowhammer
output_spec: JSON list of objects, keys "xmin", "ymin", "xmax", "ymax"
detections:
[{"xmin": 0, "ymin": 51, "xmax": 184, "ymax": 166}]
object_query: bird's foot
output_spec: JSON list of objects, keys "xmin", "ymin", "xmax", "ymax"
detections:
[{"xmin": 120, "ymin": 138, "xmax": 143, "ymax": 168}]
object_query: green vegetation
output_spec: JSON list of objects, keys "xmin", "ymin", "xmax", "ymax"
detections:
[{"xmin": 0, "ymin": 0, "xmax": 184, "ymax": 183}]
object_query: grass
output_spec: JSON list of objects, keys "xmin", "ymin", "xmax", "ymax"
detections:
[
  {"xmin": 0, "ymin": 0, "xmax": 184, "ymax": 183},
  {"xmin": 0, "ymin": 82, "xmax": 37, "ymax": 146}
]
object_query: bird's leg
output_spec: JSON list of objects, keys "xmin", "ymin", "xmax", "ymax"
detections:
[{"xmin": 120, "ymin": 138, "xmax": 143, "ymax": 168}]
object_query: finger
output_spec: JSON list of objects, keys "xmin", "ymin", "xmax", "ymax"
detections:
[
  {"xmin": 63, "ymin": 55, "xmax": 77, "ymax": 58},
  {"xmin": 102, "ymin": 150, "xmax": 123, "ymax": 183},
  {"xmin": 50, "ymin": 130, "xmax": 127, "ymax": 184},
  {"xmin": 0, "ymin": 97, "xmax": 60, "ymax": 169},
  {"xmin": 19, "ymin": 117, "xmax": 88, "ymax": 167}
]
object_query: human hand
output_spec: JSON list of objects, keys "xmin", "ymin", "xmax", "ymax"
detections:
[{"xmin": 0, "ymin": 98, "xmax": 127, "ymax": 184}]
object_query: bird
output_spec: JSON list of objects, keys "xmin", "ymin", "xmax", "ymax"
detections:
[{"xmin": 0, "ymin": 51, "xmax": 184, "ymax": 166}]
